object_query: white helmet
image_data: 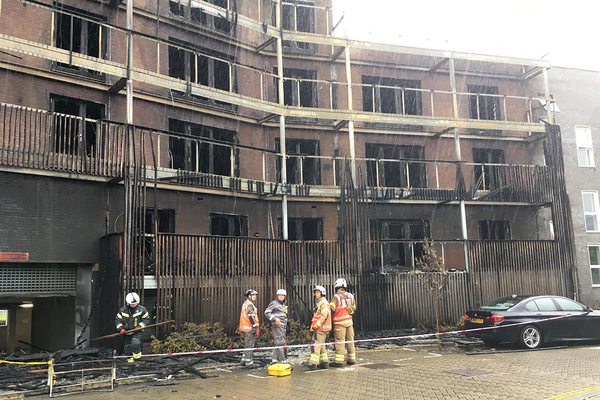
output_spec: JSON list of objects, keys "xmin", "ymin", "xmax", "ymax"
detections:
[
  {"xmin": 314, "ymin": 285, "xmax": 326, "ymax": 295},
  {"xmin": 126, "ymin": 292, "xmax": 140, "ymax": 306},
  {"xmin": 276, "ymin": 289, "xmax": 287, "ymax": 296},
  {"xmin": 334, "ymin": 278, "xmax": 347, "ymax": 289}
]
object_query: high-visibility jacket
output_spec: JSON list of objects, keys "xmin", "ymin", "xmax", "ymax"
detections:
[
  {"xmin": 330, "ymin": 290, "xmax": 356, "ymax": 324},
  {"xmin": 311, "ymin": 297, "xmax": 332, "ymax": 331},
  {"xmin": 239, "ymin": 299, "xmax": 259, "ymax": 332},
  {"xmin": 115, "ymin": 305, "xmax": 150, "ymax": 334}
]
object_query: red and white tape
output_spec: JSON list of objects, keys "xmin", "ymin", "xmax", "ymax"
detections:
[{"xmin": 114, "ymin": 313, "xmax": 582, "ymax": 359}]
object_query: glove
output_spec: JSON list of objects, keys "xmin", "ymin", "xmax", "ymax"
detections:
[
  {"xmin": 310, "ymin": 327, "xmax": 315, "ymax": 332},
  {"xmin": 255, "ymin": 327, "xmax": 260, "ymax": 337},
  {"xmin": 252, "ymin": 326, "xmax": 257, "ymax": 334},
  {"xmin": 120, "ymin": 329, "xmax": 126, "ymax": 334}
]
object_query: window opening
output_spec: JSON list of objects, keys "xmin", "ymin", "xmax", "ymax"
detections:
[
  {"xmin": 370, "ymin": 219, "xmax": 430, "ymax": 271},
  {"xmin": 54, "ymin": 3, "xmax": 106, "ymax": 77},
  {"xmin": 582, "ymin": 191, "xmax": 600, "ymax": 232},
  {"xmin": 362, "ymin": 76, "xmax": 422, "ymax": 116},
  {"xmin": 50, "ymin": 95, "xmax": 104, "ymax": 157},
  {"xmin": 275, "ymin": 138, "xmax": 321, "ymax": 185},
  {"xmin": 468, "ymin": 85, "xmax": 500, "ymax": 121},
  {"xmin": 210, "ymin": 213, "xmax": 248, "ymax": 237},
  {"xmin": 273, "ymin": 1, "xmax": 315, "ymax": 51},
  {"xmin": 0, "ymin": 310, "xmax": 7, "ymax": 327},
  {"xmin": 365, "ymin": 143, "xmax": 426, "ymax": 188},
  {"xmin": 168, "ymin": 119, "xmax": 238, "ymax": 176},
  {"xmin": 169, "ymin": 0, "xmax": 236, "ymax": 35},
  {"xmin": 588, "ymin": 244, "xmax": 600, "ymax": 286},
  {"xmin": 576, "ymin": 126, "xmax": 594, "ymax": 167},
  {"xmin": 278, "ymin": 218, "xmax": 323, "ymax": 240},
  {"xmin": 274, "ymin": 67, "xmax": 317, "ymax": 108},
  {"xmin": 478, "ymin": 220, "xmax": 511, "ymax": 240},
  {"xmin": 168, "ymin": 39, "xmax": 233, "ymax": 105},
  {"xmin": 472, "ymin": 148, "xmax": 505, "ymax": 191}
]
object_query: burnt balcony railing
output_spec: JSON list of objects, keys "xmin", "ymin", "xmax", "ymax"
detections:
[
  {"xmin": 0, "ymin": 103, "xmax": 126, "ymax": 177},
  {"xmin": 1, "ymin": 102, "xmax": 553, "ymax": 204}
]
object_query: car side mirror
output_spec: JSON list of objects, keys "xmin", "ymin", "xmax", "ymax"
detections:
[{"xmin": 586, "ymin": 306, "xmax": 593, "ymax": 313}]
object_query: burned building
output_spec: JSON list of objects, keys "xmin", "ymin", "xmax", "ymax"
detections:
[{"xmin": 0, "ymin": 0, "xmax": 576, "ymax": 352}]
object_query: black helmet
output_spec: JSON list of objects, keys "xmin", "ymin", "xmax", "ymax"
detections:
[{"xmin": 245, "ymin": 289, "xmax": 258, "ymax": 297}]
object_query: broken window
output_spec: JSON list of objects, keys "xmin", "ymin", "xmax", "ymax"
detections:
[
  {"xmin": 53, "ymin": 3, "xmax": 106, "ymax": 77},
  {"xmin": 278, "ymin": 218, "xmax": 323, "ymax": 240},
  {"xmin": 210, "ymin": 213, "xmax": 248, "ymax": 237},
  {"xmin": 271, "ymin": 0, "xmax": 315, "ymax": 51},
  {"xmin": 168, "ymin": 39, "xmax": 233, "ymax": 104},
  {"xmin": 362, "ymin": 76, "xmax": 422, "ymax": 116},
  {"xmin": 274, "ymin": 68, "xmax": 317, "ymax": 108},
  {"xmin": 472, "ymin": 148, "xmax": 505, "ymax": 191},
  {"xmin": 140, "ymin": 209, "xmax": 175, "ymax": 269},
  {"xmin": 478, "ymin": 220, "xmax": 511, "ymax": 240},
  {"xmin": 468, "ymin": 85, "xmax": 500, "ymax": 121},
  {"xmin": 365, "ymin": 143, "xmax": 426, "ymax": 188},
  {"xmin": 275, "ymin": 138, "xmax": 321, "ymax": 185},
  {"xmin": 169, "ymin": 119, "xmax": 238, "ymax": 176},
  {"xmin": 370, "ymin": 219, "xmax": 430, "ymax": 271},
  {"xmin": 50, "ymin": 95, "xmax": 104, "ymax": 156},
  {"xmin": 169, "ymin": 0, "xmax": 236, "ymax": 35}
]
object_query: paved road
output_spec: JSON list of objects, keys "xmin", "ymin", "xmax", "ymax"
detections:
[{"xmin": 34, "ymin": 344, "xmax": 600, "ymax": 400}]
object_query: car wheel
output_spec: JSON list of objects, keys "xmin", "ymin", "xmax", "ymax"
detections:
[{"xmin": 519, "ymin": 325, "xmax": 542, "ymax": 349}]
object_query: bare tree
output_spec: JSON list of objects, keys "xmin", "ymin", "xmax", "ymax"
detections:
[{"xmin": 411, "ymin": 240, "xmax": 448, "ymax": 350}]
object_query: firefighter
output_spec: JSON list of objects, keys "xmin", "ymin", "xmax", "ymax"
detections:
[
  {"xmin": 115, "ymin": 292, "xmax": 150, "ymax": 362},
  {"xmin": 264, "ymin": 289, "xmax": 288, "ymax": 364},
  {"xmin": 239, "ymin": 289, "xmax": 260, "ymax": 368},
  {"xmin": 303, "ymin": 285, "xmax": 331, "ymax": 370},
  {"xmin": 329, "ymin": 278, "xmax": 356, "ymax": 367}
]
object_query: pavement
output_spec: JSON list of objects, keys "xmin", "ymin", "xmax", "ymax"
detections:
[{"xmin": 26, "ymin": 341, "xmax": 600, "ymax": 400}]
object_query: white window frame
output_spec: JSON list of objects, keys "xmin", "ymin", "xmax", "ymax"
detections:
[
  {"xmin": 588, "ymin": 244, "xmax": 600, "ymax": 287},
  {"xmin": 582, "ymin": 191, "xmax": 600, "ymax": 232},
  {"xmin": 576, "ymin": 125, "xmax": 594, "ymax": 167}
]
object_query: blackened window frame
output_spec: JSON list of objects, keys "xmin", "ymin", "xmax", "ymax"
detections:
[
  {"xmin": 365, "ymin": 143, "xmax": 427, "ymax": 188},
  {"xmin": 271, "ymin": 0, "xmax": 316, "ymax": 53},
  {"xmin": 369, "ymin": 219, "xmax": 431, "ymax": 272},
  {"xmin": 478, "ymin": 220, "xmax": 511, "ymax": 240},
  {"xmin": 168, "ymin": 0, "xmax": 237, "ymax": 37},
  {"xmin": 168, "ymin": 119, "xmax": 239, "ymax": 176},
  {"xmin": 472, "ymin": 148, "xmax": 505, "ymax": 191},
  {"xmin": 210, "ymin": 213, "xmax": 248, "ymax": 237},
  {"xmin": 274, "ymin": 67, "xmax": 317, "ymax": 109},
  {"xmin": 362, "ymin": 75, "xmax": 423, "ymax": 116},
  {"xmin": 53, "ymin": 2, "xmax": 107, "ymax": 79},
  {"xmin": 275, "ymin": 138, "xmax": 321, "ymax": 185},
  {"xmin": 277, "ymin": 217, "xmax": 323, "ymax": 240},
  {"xmin": 50, "ymin": 94, "xmax": 105, "ymax": 157},
  {"xmin": 468, "ymin": 84, "xmax": 501, "ymax": 121},
  {"xmin": 168, "ymin": 38, "xmax": 235, "ymax": 107}
]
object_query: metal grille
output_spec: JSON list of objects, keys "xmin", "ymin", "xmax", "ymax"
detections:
[{"xmin": 0, "ymin": 264, "xmax": 77, "ymax": 293}]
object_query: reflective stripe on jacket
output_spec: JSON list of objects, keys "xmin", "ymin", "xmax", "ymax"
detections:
[
  {"xmin": 311, "ymin": 297, "xmax": 332, "ymax": 331},
  {"xmin": 239, "ymin": 299, "xmax": 259, "ymax": 332},
  {"xmin": 331, "ymin": 290, "xmax": 355, "ymax": 323},
  {"xmin": 115, "ymin": 305, "xmax": 150, "ymax": 334}
]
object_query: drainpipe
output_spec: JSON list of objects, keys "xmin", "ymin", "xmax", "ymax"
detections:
[
  {"xmin": 276, "ymin": 0, "xmax": 288, "ymax": 240},
  {"xmin": 123, "ymin": 0, "xmax": 134, "ymax": 293},
  {"xmin": 448, "ymin": 56, "xmax": 470, "ymax": 271},
  {"xmin": 344, "ymin": 26, "xmax": 356, "ymax": 185}
]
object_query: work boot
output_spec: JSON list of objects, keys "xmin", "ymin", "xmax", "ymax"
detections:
[
  {"xmin": 127, "ymin": 357, "xmax": 135, "ymax": 363},
  {"xmin": 330, "ymin": 362, "xmax": 344, "ymax": 368},
  {"xmin": 245, "ymin": 362, "xmax": 259, "ymax": 370},
  {"xmin": 346, "ymin": 360, "xmax": 355, "ymax": 366},
  {"xmin": 317, "ymin": 363, "xmax": 329, "ymax": 369},
  {"xmin": 302, "ymin": 361, "xmax": 316, "ymax": 371}
]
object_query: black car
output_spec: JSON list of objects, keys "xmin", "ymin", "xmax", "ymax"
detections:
[{"xmin": 464, "ymin": 295, "xmax": 600, "ymax": 349}]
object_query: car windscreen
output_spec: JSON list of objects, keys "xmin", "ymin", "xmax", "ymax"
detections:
[{"xmin": 480, "ymin": 296, "xmax": 526, "ymax": 311}]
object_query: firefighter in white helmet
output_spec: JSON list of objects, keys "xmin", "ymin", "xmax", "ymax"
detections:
[
  {"xmin": 115, "ymin": 292, "xmax": 150, "ymax": 362},
  {"xmin": 303, "ymin": 285, "xmax": 331, "ymax": 370},
  {"xmin": 239, "ymin": 289, "xmax": 260, "ymax": 368},
  {"xmin": 329, "ymin": 278, "xmax": 356, "ymax": 367},
  {"xmin": 264, "ymin": 289, "xmax": 288, "ymax": 364}
]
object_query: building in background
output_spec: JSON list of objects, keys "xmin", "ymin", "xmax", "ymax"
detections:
[
  {"xmin": 545, "ymin": 67, "xmax": 600, "ymax": 306},
  {"xmin": 0, "ymin": 0, "xmax": 577, "ymax": 353}
]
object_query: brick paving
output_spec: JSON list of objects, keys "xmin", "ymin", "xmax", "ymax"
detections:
[{"xmin": 41, "ymin": 344, "xmax": 600, "ymax": 400}]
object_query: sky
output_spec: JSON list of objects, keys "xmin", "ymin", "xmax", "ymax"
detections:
[{"xmin": 332, "ymin": 0, "xmax": 600, "ymax": 71}]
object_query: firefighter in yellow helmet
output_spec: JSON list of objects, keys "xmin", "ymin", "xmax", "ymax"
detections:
[
  {"xmin": 303, "ymin": 285, "xmax": 331, "ymax": 370},
  {"xmin": 115, "ymin": 292, "xmax": 150, "ymax": 362},
  {"xmin": 329, "ymin": 278, "xmax": 356, "ymax": 367},
  {"xmin": 239, "ymin": 289, "xmax": 260, "ymax": 369}
]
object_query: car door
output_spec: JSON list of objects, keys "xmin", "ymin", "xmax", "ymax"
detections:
[
  {"xmin": 553, "ymin": 297, "xmax": 594, "ymax": 340},
  {"xmin": 522, "ymin": 297, "xmax": 563, "ymax": 342}
]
